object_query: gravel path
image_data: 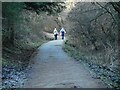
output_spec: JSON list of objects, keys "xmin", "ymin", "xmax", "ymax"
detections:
[{"xmin": 23, "ymin": 40, "xmax": 108, "ymax": 88}]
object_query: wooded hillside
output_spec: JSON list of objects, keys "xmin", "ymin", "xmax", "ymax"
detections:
[
  {"xmin": 64, "ymin": 2, "xmax": 120, "ymax": 88},
  {"xmin": 2, "ymin": 2, "xmax": 120, "ymax": 89},
  {"xmin": 2, "ymin": 2, "xmax": 65, "ymax": 66},
  {"xmin": 2, "ymin": 2, "xmax": 65, "ymax": 88},
  {"xmin": 65, "ymin": 2, "xmax": 120, "ymax": 72}
]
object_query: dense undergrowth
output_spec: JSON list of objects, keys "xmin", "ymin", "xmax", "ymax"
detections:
[
  {"xmin": 2, "ymin": 9, "xmax": 47, "ymax": 70},
  {"xmin": 63, "ymin": 3, "xmax": 120, "ymax": 89},
  {"xmin": 65, "ymin": 2, "xmax": 120, "ymax": 71},
  {"xmin": 2, "ymin": 2, "xmax": 65, "ymax": 70},
  {"xmin": 2, "ymin": 39, "xmax": 45, "ymax": 69},
  {"xmin": 2, "ymin": 2, "xmax": 65, "ymax": 88},
  {"xmin": 63, "ymin": 40, "xmax": 120, "ymax": 89}
]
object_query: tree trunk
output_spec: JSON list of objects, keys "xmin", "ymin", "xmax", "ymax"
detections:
[
  {"xmin": 10, "ymin": 24, "xmax": 14, "ymax": 45},
  {"xmin": 118, "ymin": 13, "xmax": 120, "ymax": 70},
  {"xmin": 8, "ymin": 19, "xmax": 14, "ymax": 45}
]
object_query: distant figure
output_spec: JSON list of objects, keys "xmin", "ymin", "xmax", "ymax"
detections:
[
  {"xmin": 60, "ymin": 27, "xmax": 66, "ymax": 40},
  {"xmin": 53, "ymin": 27, "xmax": 58, "ymax": 40}
]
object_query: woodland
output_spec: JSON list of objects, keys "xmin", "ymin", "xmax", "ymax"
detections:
[{"xmin": 2, "ymin": 2, "xmax": 120, "ymax": 89}]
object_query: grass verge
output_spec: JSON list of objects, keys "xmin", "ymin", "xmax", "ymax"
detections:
[{"xmin": 63, "ymin": 41, "xmax": 120, "ymax": 89}]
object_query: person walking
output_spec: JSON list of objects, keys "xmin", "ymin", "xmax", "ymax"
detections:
[
  {"xmin": 60, "ymin": 27, "xmax": 66, "ymax": 40},
  {"xmin": 53, "ymin": 27, "xmax": 58, "ymax": 40}
]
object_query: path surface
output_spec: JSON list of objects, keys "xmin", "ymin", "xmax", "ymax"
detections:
[{"xmin": 24, "ymin": 40, "xmax": 108, "ymax": 88}]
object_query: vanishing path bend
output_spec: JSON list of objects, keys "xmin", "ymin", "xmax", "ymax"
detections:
[{"xmin": 24, "ymin": 40, "xmax": 108, "ymax": 88}]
